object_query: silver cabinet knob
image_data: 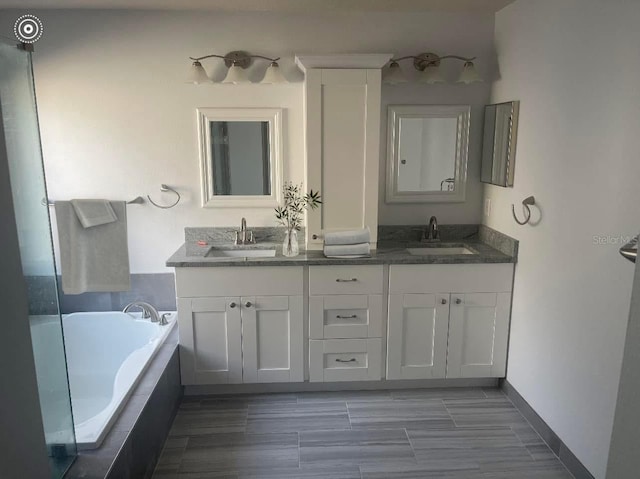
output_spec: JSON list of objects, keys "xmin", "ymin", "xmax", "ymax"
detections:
[
  {"xmin": 229, "ymin": 302, "xmax": 236, "ymax": 308},
  {"xmin": 245, "ymin": 301, "xmax": 252, "ymax": 308},
  {"xmin": 455, "ymin": 298, "xmax": 463, "ymax": 305},
  {"xmin": 441, "ymin": 298, "xmax": 447, "ymax": 305}
]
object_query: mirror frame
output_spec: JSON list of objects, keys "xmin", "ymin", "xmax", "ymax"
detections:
[
  {"xmin": 480, "ymin": 101, "xmax": 519, "ymax": 188},
  {"xmin": 386, "ymin": 105, "xmax": 470, "ymax": 204},
  {"xmin": 197, "ymin": 107, "xmax": 283, "ymax": 208}
]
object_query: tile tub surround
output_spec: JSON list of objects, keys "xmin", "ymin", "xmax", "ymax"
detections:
[
  {"xmin": 57, "ymin": 273, "xmax": 176, "ymax": 314},
  {"xmin": 152, "ymin": 387, "xmax": 573, "ymax": 478},
  {"xmin": 66, "ymin": 327, "xmax": 182, "ymax": 479}
]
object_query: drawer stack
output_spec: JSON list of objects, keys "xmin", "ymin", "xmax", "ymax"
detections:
[{"xmin": 308, "ymin": 265, "xmax": 383, "ymax": 382}]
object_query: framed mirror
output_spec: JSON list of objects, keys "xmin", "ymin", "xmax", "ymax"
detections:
[
  {"xmin": 198, "ymin": 107, "xmax": 283, "ymax": 207},
  {"xmin": 481, "ymin": 101, "xmax": 519, "ymax": 187},
  {"xmin": 386, "ymin": 105, "xmax": 470, "ymax": 203}
]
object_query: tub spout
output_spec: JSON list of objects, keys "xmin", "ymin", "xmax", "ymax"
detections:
[{"xmin": 123, "ymin": 302, "xmax": 161, "ymax": 323}]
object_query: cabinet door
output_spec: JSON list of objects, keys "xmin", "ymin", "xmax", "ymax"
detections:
[
  {"xmin": 241, "ymin": 295, "xmax": 303, "ymax": 383},
  {"xmin": 387, "ymin": 293, "xmax": 450, "ymax": 380},
  {"xmin": 305, "ymin": 68, "xmax": 381, "ymax": 247},
  {"xmin": 177, "ymin": 297, "xmax": 242, "ymax": 385},
  {"xmin": 447, "ymin": 292, "xmax": 511, "ymax": 378}
]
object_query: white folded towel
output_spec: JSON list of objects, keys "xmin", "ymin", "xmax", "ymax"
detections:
[
  {"xmin": 71, "ymin": 199, "xmax": 118, "ymax": 228},
  {"xmin": 324, "ymin": 228, "xmax": 370, "ymax": 246},
  {"xmin": 324, "ymin": 243, "xmax": 370, "ymax": 258}
]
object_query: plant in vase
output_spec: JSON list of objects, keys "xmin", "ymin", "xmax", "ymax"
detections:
[{"xmin": 274, "ymin": 183, "xmax": 322, "ymax": 257}]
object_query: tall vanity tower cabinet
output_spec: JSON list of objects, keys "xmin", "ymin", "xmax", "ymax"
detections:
[{"xmin": 296, "ymin": 54, "xmax": 392, "ymax": 250}]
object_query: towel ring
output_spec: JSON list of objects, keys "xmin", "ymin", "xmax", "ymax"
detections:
[
  {"xmin": 512, "ymin": 195, "xmax": 535, "ymax": 225},
  {"xmin": 147, "ymin": 184, "xmax": 180, "ymax": 209}
]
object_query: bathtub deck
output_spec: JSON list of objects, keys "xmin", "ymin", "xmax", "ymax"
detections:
[{"xmin": 152, "ymin": 388, "xmax": 573, "ymax": 479}]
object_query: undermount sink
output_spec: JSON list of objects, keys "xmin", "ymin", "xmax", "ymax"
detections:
[
  {"xmin": 206, "ymin": 247, "xmax": 277, "ymax": 258},
  {"xmin": 407, "ymin": 246, "xmax": 477, "ymax": 256}
]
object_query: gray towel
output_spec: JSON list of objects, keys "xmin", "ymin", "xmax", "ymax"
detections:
[
  {"xmin": 55, "ymin": 201, "xmax": 130, "ymax": 295},
  {"xmin": 324, "ymin": 243, "xmax": 371, "ymax": 258},
  {"xmin": 324, "ymin": 228, "xmax": 371, "ymax": 245},
  {"xmin": 71, "ymin": 199, "xmax": 117, "ymax": 228}
]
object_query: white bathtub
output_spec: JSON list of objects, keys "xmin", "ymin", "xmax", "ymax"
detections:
[{"xmin": 62, "ymin": 311, "xmax": 177, "ymax": 450}]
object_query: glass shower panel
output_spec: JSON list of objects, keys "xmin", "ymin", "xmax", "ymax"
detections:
[{"xmin": 0, "ymin": 39, "xmax": 77, "ymax": 478}]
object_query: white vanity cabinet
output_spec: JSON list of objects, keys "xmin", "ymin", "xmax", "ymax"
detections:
[
  {"xmin": 298, "ymin": 55, "xmax": 388, "ymax": 249},
  {"xmin": 387, "ymin": 264, "xmax": 514, "ymax": 380},
  {"xmin": 175, "ymin": 267, "xmax": 304, "ymax": 385},
  {"xmin": 308, "ymin": 265, "xmax": 384, "ymax": 382}
]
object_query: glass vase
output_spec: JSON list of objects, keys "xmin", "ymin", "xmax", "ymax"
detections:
[{"xmin": 282, "ymin": 229, "xmax": 299, "ymax": 257}]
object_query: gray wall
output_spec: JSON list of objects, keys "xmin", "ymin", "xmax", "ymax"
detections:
[{"xmin": 0, "ymin": 102, "xmax": 50, "ymax": 478}]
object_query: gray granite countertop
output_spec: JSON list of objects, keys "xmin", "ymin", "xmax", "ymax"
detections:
[{"xmin": 166, "ymin": 240, "xmax": 515, "ymax": 268}]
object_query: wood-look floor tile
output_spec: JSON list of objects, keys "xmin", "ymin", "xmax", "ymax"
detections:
[
  {"xmin": 348, "ymin": 399, "xmax": 454, "ymax": 430},
  {"xmin": 479, "ymin": 458, "xmax": 573, "ymax": 478},
  {"xmin": 180, "ymin": 433, "xmax": 299, "ymax": 473},
  {"xmin": 527, "ymin": 444, "xmax": 559, "ymax": 462},
  {"xmin": 298, "ymin": 390, "xmax": 391, "ymax": 403},
  {"xmin": 482, "ymin": 387, "xmax": 506, "ymax": 398},
  {"xmin": 360, "ymin": 463, "xmax": 484, "ymax": 479},
  {"xmin": 444, "ymin": 398, "xmax": 526, "ymax": 427},
  {"xmin": 414, "ymin": 445, "xmax": 535, "ymax": 469},
  {"xmin": 238, "ymin": 465, "xmax": 362, "ymax": 478},
  {"xmin": 391, "ymin": 388, "xmax": 487, "ymax": 401},
  {"xmin": 247, "ymin": 401, "xmax": 351, "ymax": 433},
  {"xmin": 511, "ymin": 422, "xmax": 546, "ymax": 446},
  {"xmin": 407, "ymin": 426, "xmax": 522, "ymax": 451},
  {"xmin": 169, "ymin": 408, "xmax": 247, "ymax": 436},
  {"xmin": 300, "ymin": 429, "xmax": 415, "ymax": 467}
]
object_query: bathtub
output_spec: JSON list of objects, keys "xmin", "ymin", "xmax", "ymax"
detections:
[{"xmin": 62, "ymin": 311, "xmax": 177, "ymax": 450}]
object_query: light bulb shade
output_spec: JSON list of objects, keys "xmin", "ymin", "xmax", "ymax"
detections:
[
  {"xmin": 382, "ymin": 62, "xmax": 408, "ymax": 85},
  {"xmin": 260, "ymin": 62, "xmax": 288, "ymax": 84},
  {"xmin": 222, "ymin": 64, "xmax": 251, "ymax": 84},
  {"xmin": 186, "ymin": 61, "xmax": 210, "ymax": 84},
  {"xmin": 419, "ymin": 64, "xmax": 445, "ymax": 84},
  {"xmin": 457, "ymin": 61, "xmax": 482, "ymax": 84}
]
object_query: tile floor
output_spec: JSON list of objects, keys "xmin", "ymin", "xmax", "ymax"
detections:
[{"xmin": 152, "ymin": 388, "xmax": 574, "ymax": 479}]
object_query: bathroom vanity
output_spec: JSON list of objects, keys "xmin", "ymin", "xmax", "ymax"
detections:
[{"xmin": 167, "ymin": 233, "xmax": 516, "ymax": 390}]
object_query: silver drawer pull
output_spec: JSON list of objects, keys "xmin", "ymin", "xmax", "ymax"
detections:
[
  {"xmin": 336, "ymin": 278, "xmax": 357, "ymax": 282},
  {"xmin": 336, "ymin": 314, "xmax": 358, "ymax": 319},
  {"xmin": 335, "ymin": 358, "xmax": 357, "ymax": 363}
]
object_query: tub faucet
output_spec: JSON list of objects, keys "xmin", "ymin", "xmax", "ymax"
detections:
[
  {"xmin": 423, "ymin": 216, "xmax": 440, "ymax": 242},
  {"xmin": 123, "ymin": 302, "xmax": 167, "ymax": 325}
]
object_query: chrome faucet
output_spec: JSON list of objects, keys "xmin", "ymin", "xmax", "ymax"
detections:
[
  {"xmin": 424, "ymin": 216, "xmax": 440, "ymax": 242},
  {"xmin": 123, "ymin": 301, "xmax": 168, "ymax": 325},
  {"xmin": 234, "ymin": 217, "xmax": 255, "ymax": 245}
]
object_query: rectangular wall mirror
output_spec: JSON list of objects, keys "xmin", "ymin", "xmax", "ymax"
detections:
[
  {"xmin": 386, "ymin": 105, "xmax": 470, "ymax": 203},
  {"xmin": 481, "ymin": 101, "xmax": 519, "ymax": 187},
  {"xmin": 198, "ymin": 108, "xmax": 283, "ymax": 207}
]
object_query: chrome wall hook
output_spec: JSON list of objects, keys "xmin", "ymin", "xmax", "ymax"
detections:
[
  {"xmin": 147, "ymin": 184, "xmax": 180, "ymax": 209},
  {"xmin": 512, "ymin": 195, "xmax": 535, "ymax": 225}
]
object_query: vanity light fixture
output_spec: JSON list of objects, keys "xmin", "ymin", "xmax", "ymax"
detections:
[
  {"xmin": 383, "ymin": 52, "xmax": 482, "ymax": 85},
  {"xmin": 186, "ymin": 50, "xmax": 288, "ymax": 84}
]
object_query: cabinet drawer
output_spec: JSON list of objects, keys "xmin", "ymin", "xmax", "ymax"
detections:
[
  {"xmin": 309, "ymin": 295, "xmax": 383, "ymax": 339},
  {"xmin": 176, "ymin": 266, "xmax": 303, "ymax": 297},
  {"xmin": 309, "ymin": 339, "xmax": 382, "ymax": 382},
  {"xmin": 309, "ymin": 265, "xmax": 383, "ymax": 295},
  {"xmin": 389, "ymin": 264, "xmax": 514, "ymax": 294}
]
